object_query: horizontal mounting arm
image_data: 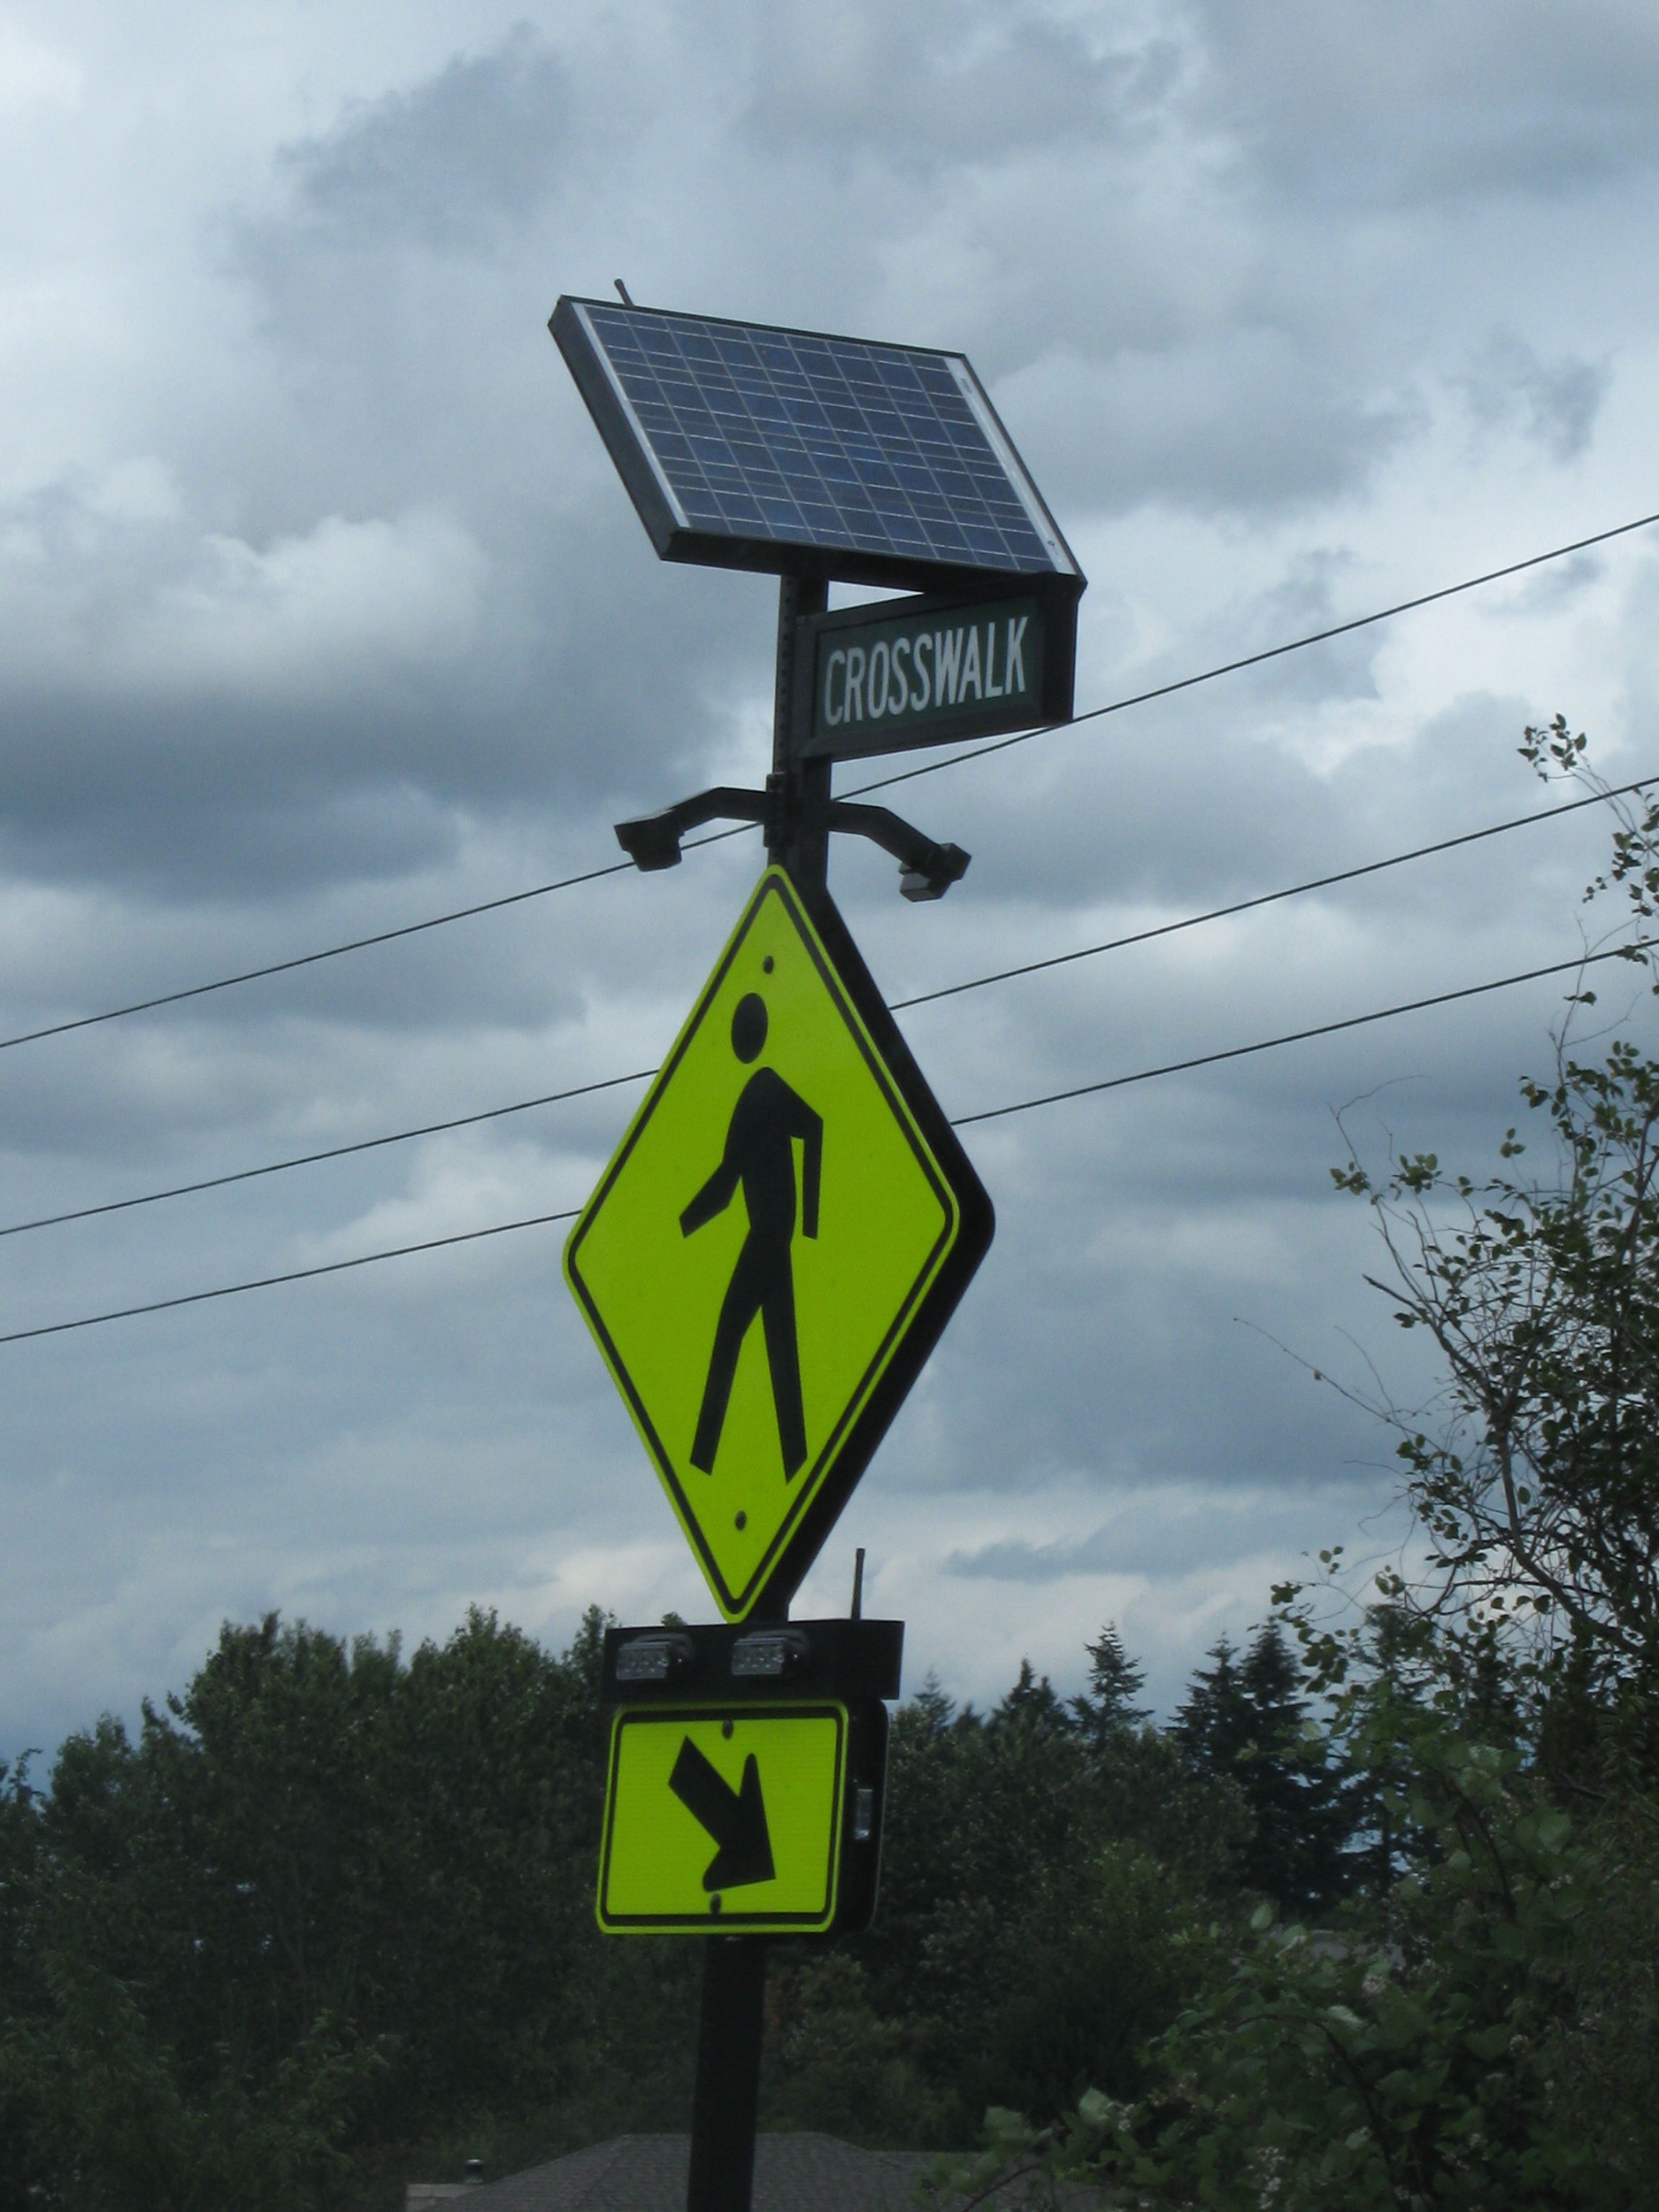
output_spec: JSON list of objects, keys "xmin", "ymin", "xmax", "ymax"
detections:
[
  {"xmin": 613, "ymin": 784, "xmax": 969, "ymax": 900},
  {"xmin": 825, "ymin": 802, "xmax": 970, "ymax": 902},
  {"xmin": 613, "ymin": 787, "xmax": 768, "ymax": 871}
]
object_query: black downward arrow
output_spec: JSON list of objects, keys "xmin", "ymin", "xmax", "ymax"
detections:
[{"xmin": 669, "ymin": 1737, "xmax": 776, "ymax": 1892}]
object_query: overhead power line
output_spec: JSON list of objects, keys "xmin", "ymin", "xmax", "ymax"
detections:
[
  {"xmin": 0, "ymin": 1210, "xmax": 582, "ymax": 1347},
  {"xmin": 3, "ymin": 778, "xmax": 1647, "ymax": 1245},
  {"xmin": 950, "ymin": 940, "xmax": 1649, "ymax": 1127},
  {"xmin": 4, "ymin": 505, "xmax": 1654, "ymax": 1058},
  {"xmin": 0, "ymin": 857, "xmax": 634, "ymax": 1056},
  {"xmin": 0, "ymin": 938, "xmax": 1642, "ymax": 1349},
  {"xmin": 849, "ymin": 505, "xmax": 1659, "ymax": 801},
  {"xmin": 890, "ymin": 774, "xmax": 1657, "ymax": 1012},
  {"xmin": 0, "ymin": 1069, "xmax": 657, "ymax": 1240}
]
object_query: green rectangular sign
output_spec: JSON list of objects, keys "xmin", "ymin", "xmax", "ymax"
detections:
[
  {"xmin": 803, "ymin": 592, "xmax": 1046, "ymax": 761},
  {"xmin": 793, "ymin": 583, "xmax": 1077, "ymax": 763}
]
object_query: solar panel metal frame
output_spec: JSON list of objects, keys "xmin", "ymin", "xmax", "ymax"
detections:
[{"xmin": 549, "ymin": 295, "xmax": 1086, "ymax": 601}]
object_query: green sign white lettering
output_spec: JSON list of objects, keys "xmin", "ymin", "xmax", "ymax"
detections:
[{"xmin": 803, "ymin": 593, "xmax": 1046, "ymax": 761}]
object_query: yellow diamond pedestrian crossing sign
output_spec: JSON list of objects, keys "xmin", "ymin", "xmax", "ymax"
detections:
[{"xmin": 565, "ymin": 868, "xmax": 993, "ymax": 1619}]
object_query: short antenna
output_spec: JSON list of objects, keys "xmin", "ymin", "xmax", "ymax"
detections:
[
  {"xmin": 850, "ymin": 1547, "xmax": 866, "ymax": 1620},
  {"xmin": 613, "ymin": 278, "xmax": 635, "ymax": 306}
]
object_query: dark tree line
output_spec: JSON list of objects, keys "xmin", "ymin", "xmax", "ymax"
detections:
[
  {"xmin": 0, "ymin": 1611, "xmax": 700, "ymax": 2209},
  {"xmin": 0, "ymin": 1598, "xmax": 1375, "ymax": 2208}
]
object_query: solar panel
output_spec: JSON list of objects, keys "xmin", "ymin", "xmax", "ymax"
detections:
[{"xmin": 550, "ymin": 296, "xmax": 1082, "ymax": 596}]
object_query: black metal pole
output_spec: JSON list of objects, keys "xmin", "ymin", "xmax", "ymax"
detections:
[
  {"xmin": 686, "ymin": 1935, "xmax": 769, "ymax": 2212},
  {"xmin": 768, "ymin": 573, "xmax": 830, "ymax": 901},
  {"xmin": 684, "ymin": 570, "xmax": 830, "ymax": 2212}
]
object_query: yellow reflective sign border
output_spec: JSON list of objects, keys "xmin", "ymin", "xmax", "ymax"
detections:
[
  {"xmin": 565, "ymin": 869, "xmax": 994, "ymax": 1619},
  {"xmin": 597, "ymin": 1701, "xmax": 848, "ymax": 1935}
]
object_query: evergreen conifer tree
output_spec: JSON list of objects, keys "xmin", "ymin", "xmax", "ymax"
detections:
[
  {"xmin": 1071, "ymin": 1624, "xmax": 1151, "ymax": 1745},
  {"xmin": 1175, "ymin": 1623, "xmax": 1354, "ymax": 1910}
]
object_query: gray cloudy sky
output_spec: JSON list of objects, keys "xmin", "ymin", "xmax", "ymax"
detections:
[{"xmin": 4, "ymin": 0, "xmax": 1658, "ymax": 1750}]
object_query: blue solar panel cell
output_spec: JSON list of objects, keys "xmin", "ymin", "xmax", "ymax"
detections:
[{"xmin": 552, "ymin": 295, "xmax": 1079, "ymax": 589}]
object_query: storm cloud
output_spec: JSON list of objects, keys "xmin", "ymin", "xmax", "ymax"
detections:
[{"xmin": 2, "ymin": 0, "xmax": 1658, "ymax": 1747}]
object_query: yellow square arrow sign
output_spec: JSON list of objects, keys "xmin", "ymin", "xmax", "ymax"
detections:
[
  {"xmin": 598, "ymin": 1704, "xmax": 848, "ymax": 1933},
  {"xmin": 565, "ymin": 868, "xmax": 993, "ymax": 1619}
]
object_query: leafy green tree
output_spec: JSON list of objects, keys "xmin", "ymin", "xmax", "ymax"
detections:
[
  {"xmin": 923, "ymin": 726, "xmax": 1659, "ymax": 2210},
  {"xmin": 0, "ymin": 1606, "xmax": 706, "ymax": 2206},
  {"xmin": 766, "ymin": 1634, "xmax": 1245, "ymax": 2146},
  {"xmin": 43, "ymin": 1609, "xmax": 610, "ymax": 2126},
  {"xmin": 1545, "ymin": 1791, "xmax": 1659, "ymax": 2189},
  {"xmin": 1326, "ymin": 720, "xmax": 1659, "ymax": 1774},
  {"xmin": 935, "ymin": 1702, "xmax": 1599, "ymax": 2211},
  {"xmin": 0, "ymin": 1757, "xmax": 51, "ymax": 2212}
]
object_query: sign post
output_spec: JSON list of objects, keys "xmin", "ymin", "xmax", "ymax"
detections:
[
  {"xmin": 595, "ymin": 1617, "xmax": 901, "ymax": 2212},
  {"xmin": 549, "ymin": 290, "xmax": 1084, "ymax": 2212}
]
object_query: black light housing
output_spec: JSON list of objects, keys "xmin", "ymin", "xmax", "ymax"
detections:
[{"xmin": 601, "ymin": 1618, "xmax": 904, "ymax": 1706}]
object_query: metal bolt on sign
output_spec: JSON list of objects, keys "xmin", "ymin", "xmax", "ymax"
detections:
[{"xmin": 550, "ymin": 287, "xmax": 1084, "ymax": 2212}]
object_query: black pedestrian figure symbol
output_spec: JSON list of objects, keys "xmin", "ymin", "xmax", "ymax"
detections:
[{"xmin": 681, "ymin": 992, "xmax": 823, "ymax": 1478}]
